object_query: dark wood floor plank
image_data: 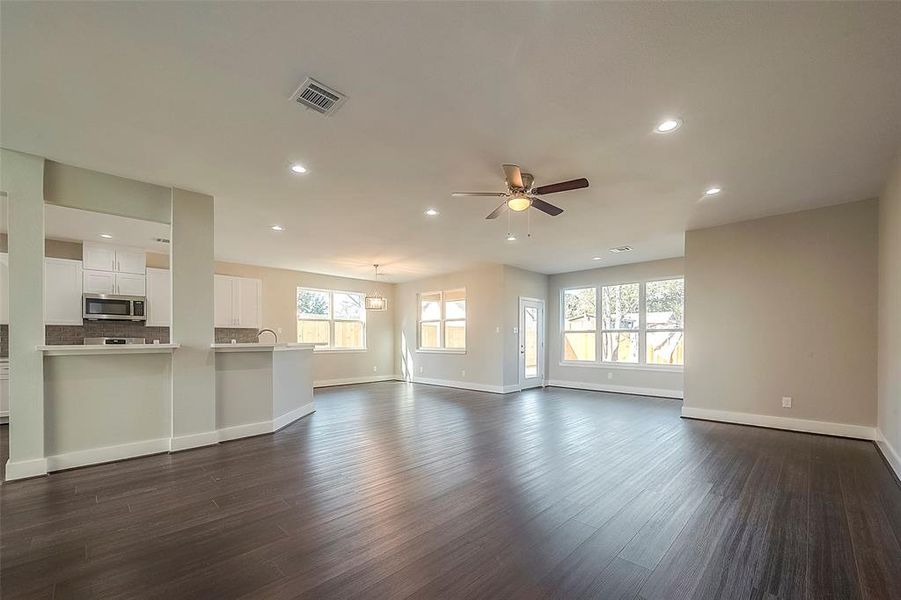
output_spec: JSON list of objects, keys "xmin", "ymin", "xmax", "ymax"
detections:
[{"xmin": 1, "ymin": 382, "xmax": 899, "ymax": 600}]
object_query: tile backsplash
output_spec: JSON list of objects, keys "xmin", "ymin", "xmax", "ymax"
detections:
[
  {"xmin": 45, "ymin": 323, "xmax": 171, "ymax": 345},
  {"xmin": 214, "ymin": 328, "xmax": 260, "ymax": 344}
]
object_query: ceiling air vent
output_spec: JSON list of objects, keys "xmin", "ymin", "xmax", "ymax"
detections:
[
  {"xmin": 291, "ymin": 77, "xmax": 347, "ymax": 116},
  {"xmin": 609, "ymin": 245, "xmax": 633, "ymax": 254}
]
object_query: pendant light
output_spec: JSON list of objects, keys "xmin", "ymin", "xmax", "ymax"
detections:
[{"xmin": 365, "ymin": 264, "xmax": 388, "ymax": 311}]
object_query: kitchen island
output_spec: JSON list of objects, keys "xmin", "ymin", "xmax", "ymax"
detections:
[{"xmin": 212, "ymin": 343, "xmax": 316, "ymax": 441}]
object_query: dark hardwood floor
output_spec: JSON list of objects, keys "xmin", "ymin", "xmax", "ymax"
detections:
[{"xmin": 2, "ymin": 382, "xmax": 900, "ymax": 599}]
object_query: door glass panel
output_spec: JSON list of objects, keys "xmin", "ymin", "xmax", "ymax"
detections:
[{"xmin": 524, "ymin": 306, "xmax": 538, "ymax": 378}]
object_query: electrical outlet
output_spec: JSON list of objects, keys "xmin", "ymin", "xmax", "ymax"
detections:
[
  {"xmin": 372, "ymin": 366, "xmax": 377, "ymax": 373},
  {"xmin": 277, "ymin": 327, "xmax": 283, "ymax": 335},
  {"xmin": 782, "ymin": 396, "xmax": 792, "ymax": 408},
  {"xmin": 461, "ymin": 370, "xmax": 466, "ymax": 377},
  {"xmin": 419, "ymin": 366, "xmax": 423, "ymax": 374},
  {"xmin": 496, "ymin": 326, "xmax": 501, "ymax": 334},
  {"xmin": 607, "ymin": 372, "xmax": 613, "ymax": 380},
  {"xmin": 513, "ymin": 327, "xmax": 518, "ymax": 334}
]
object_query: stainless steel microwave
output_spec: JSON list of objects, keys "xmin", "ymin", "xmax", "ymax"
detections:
[{"xmin": 83, "ymin": 294, "xmax": 146, "ymax": 321}]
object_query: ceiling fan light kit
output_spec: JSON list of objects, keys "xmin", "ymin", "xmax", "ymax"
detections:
[{"xmin": 452, "ymin": 163, "xmax": 590, "ymax": 224}]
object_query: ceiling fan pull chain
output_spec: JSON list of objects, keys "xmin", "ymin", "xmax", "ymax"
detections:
[{"xmin": 527, "ymin": 205, "xmax": 532, "ymax": 238}]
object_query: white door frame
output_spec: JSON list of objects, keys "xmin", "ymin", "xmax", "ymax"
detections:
[{"xmin": 518, "ymin": 297, "xmax": 545, "ymax": 390}]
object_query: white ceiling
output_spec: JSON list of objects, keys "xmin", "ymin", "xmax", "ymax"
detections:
[{"xmin": 2, "ymin": 2, "xmax": 900, "ymax": 282}]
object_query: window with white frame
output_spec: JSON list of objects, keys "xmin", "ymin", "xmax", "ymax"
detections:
[
  {"xmin": 297, "ymin": 288, "xmax": 366, "ymax": 350},
  {"xmin": 561, "ymin": 277, "xmax": 684, "ymax": 367},
  {"xmin": 562, "ymin": 287, "xmax": 596, "ymax": 361},
  {"xmin": 418, "ymin": 289, "xmax": 466, "ymax": 351}
]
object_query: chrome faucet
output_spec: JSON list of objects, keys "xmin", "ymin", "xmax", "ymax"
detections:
[{"xmin": 257, "ymin": 328, "xmax": 278, "ymax": 343}]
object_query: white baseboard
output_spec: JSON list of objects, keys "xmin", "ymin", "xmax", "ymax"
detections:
[
  {"xmin": 410, "ymin": 376, "xmax": 511, "ymax": 394},
  {"xmin": 218, "ymin": 403, "xmax": 315, "ymax": 442},
  {"xmin": 547, "ymin": 379, "xmax": 683, "ymax": 400},
  {"xmin": 273, "ymin": 402, "xmax": 315, "ymax": 431},
  {"xmin": 45, "ymin": 438, "xmax": 170, "ymax": 472},
  {"xmin": 876, "ymin": 428, "xmax": 901, "ymax": 480},
  {"xmin": 680, "ymin": 406, "xmax": 875, "ymax": 440},
  {"xmin": 169, "ymin": 430, "xmax": 220, "ymax": 452},
  {"xmin": 4, "ymin": 457, "xmax": 49, "ymax": 481},
  {"xmin": 314, "ymin": 375, "xmax": 398, "ymax": 388}
]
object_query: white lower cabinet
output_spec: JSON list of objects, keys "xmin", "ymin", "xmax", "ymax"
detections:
[
  {"xmin": 214, "ymin": 274, "xmax": 261, "ymax": 328},
  {"xmin": 0, "ymin": 363, "xmax": 8, "ymax": 420},
  {"xmin": 45, "ymin": 258, "xmax": 84, "ymax": 325}
]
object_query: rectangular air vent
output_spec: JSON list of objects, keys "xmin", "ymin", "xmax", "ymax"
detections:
[
  {"xmin": 291, "ymin": 77, "xmax": 347, "ymax": 116},
  {"xmin": 609, "ymin": 245, "xmax": 633, "ymax": 254}
]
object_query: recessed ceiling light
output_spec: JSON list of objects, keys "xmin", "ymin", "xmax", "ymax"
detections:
[
  {"xmin": 289, "ymin": 163, "xmax": 307, "ymax": 174},
  {"xmin": 271, "ymin": 225, "xmax": 285, "ymax": 231},
  {"xmin": 609, "ymin": 245, "xmax": 633, "ymax": 254},
  {"xmin": 424, "ymin": 208, "xmax": 439, "ymax": 216},
  {"xmin": 592, "ymin": 256, "xmax": 603, "ymax": 261},
  {"xmin": 654, "ymin": 118, "xmax": 682, "ymax": 134},
  {"xmin": 506, "ymin": 234, "xmax": 517, "ymax": 242},
  {"xmin": 99, "ymin": 233, "xmax": 113, "ymax": 239},
  {"xmin": 704, "ymin": 187, "xmax": 722, "ymax": 196}
]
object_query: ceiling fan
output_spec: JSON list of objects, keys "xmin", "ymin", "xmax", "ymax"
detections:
[{"xmin": 452, "ymin": 164, "xmax": 589, "ymax": 219}]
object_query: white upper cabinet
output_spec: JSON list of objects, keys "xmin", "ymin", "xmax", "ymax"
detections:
[
  {"xmin": 82, "ymin": 242, "xmax": 146, "ymax": 274},
  {"xmin": 83, "ymin": 270, "xmax": 116, "ymax": 295},
  {"xmin": 44, "ymin": 258, "xmax": 84, "ymax": 325},
  {"xmin": 0, "ymin": 254, "xmax": 8, "ymax": 325},
  {"xmin": 214, "ymin": 274, "xmax": 261, "ymax": 328},
  {"xmin": 145, "ymin": 267, "xmax": 171, "ymax": 327},
  {"xmin": 114, "ymin": 273, "xmax": 146, "ymax": 296},
  {"xmin": 82, "ymin": 243, "xmax": 116, "ymax": 272},
  {"xmin": 115, "ymin": 248, "xmax": 146, "ymax": 275}
]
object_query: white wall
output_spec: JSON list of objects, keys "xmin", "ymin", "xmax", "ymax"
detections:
[
  {"xmin": 214, "ymin": 261, "xmax": 396, "ymax": 386},
  {"xmin": 547, "ymin": 258, "xmax": 685, "ymax": 398},
  {"xmin": 877, "ymin": 153, "xmax": 901, "ymax": 471},
  {"xmin": 396, "ymin": 264, "xmax": 506, "ymax": 392},
  {"xmin": 684, "ymin": 199, "xmax": 878, "ymax": 436}
]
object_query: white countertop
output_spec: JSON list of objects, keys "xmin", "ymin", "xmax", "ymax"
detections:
[
  {"xmin": 38, "ymin": 343, "xmax": 180, "ymax": 356},
  {"xmin": 211, "ymin": 343, "xmax": 317, "ymax": 353}
]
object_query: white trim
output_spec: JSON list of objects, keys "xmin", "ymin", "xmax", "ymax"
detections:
[
  {"xmin": 217, "ymin": 403, "xmax": 315, "ymax": 442},
  {"xmin": 548, "ymin": 379, "xmax": 683, "ymax": 399},
  {"xmin": 314, "ymin": 374, "xmax": 398, "ymax": 388},
  {"xmin": 876, "ymin": 429, "xmax": 901, "ymax": 480},
  {"xmin": 4, "ymin": 457, "xmax": 49, "ymax": 481},
  {"xmin": 45, "ymin": 438, "xmax": 170, "ymax": 472},
  {"xmin": 415, "ymin": 348, "xmax": 467, "ymax": 355},
  {"xmin": 272, "ymin": 403, "xmax": 315, "ymax": 431},
  {"xmin": 680, "ymin": 406, "xmax": 875, "ymax": 440},
  {"xmin": 169, "ymin": 430, "xmax": 220, "ymax": 452},
  {"xmin": 314, "ymin": 348, "xmax": 367, "ymax": 354},
  {"xmin": 410, "ymin": 376, "xmax": 512, "ymax": 395},
  {"xmin": 558, "ymin": 360, "xmax": 683, "ymax": 372}
]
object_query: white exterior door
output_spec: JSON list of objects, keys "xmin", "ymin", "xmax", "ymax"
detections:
[
  {"xmin": 519, "ymin": 297, "xmax": 545, "ymax": 390},
  {"xmin": 0, "ymin": 253, "xmax": 8, "ymax": 325}
]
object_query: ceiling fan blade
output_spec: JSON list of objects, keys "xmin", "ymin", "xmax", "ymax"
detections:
[
  {"xmin": 452, "ymin": 192, "xmax": 506, "ymax": 197},
  {"xmin": 534, "ymin": 178, "xmax": 589, "ymax": 195},
  {"xmin": 485, "ymin": 203, "xmax": 507, "ymax": 219},
  {"xmin": 502, "ymin": 164, "xmax": 524, "ymax": 189},
  {"xmin": 530, "ymin": 197, "xmax": 564, "ymax": 216}
]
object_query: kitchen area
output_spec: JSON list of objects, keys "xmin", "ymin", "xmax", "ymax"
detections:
[{"xmin": 1, "ymin": 153, "xmax": 315, "ymax": 480}]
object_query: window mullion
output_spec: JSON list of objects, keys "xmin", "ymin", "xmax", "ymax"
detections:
[
  {"xmin": 638, "ymin": 282, "xmax": 646, "ymax": 365},
  {"xmin": 595, "ymin": 286, "xmax": 601, "ymax": 364}
]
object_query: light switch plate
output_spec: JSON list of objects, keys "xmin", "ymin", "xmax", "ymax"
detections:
[{"xmin": 782, "ymin": 396, "xmax": 792, "ymax": 408}]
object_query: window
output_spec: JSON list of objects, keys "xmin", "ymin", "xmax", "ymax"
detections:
[
  {"xmin": 563, "ymin": 287, "xmax": 596, "ymax": 361},
  {"xmin": 601, "ymin": 283, "xmax": 639, "ymax": 363},
  {"xmin": 561, "ymin": 277, "xmax": 684, "ymax": 367},
  {"xmin": 418, "ymin": 289, "xmax": 466, "ymax": 351},
  {"xmin": 297, "ymin": 288, "xmax": 366, "ymax": 350},
  {"xmin": 645, "ymin": 278, "xmax": 684, "ymax": 365}
]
